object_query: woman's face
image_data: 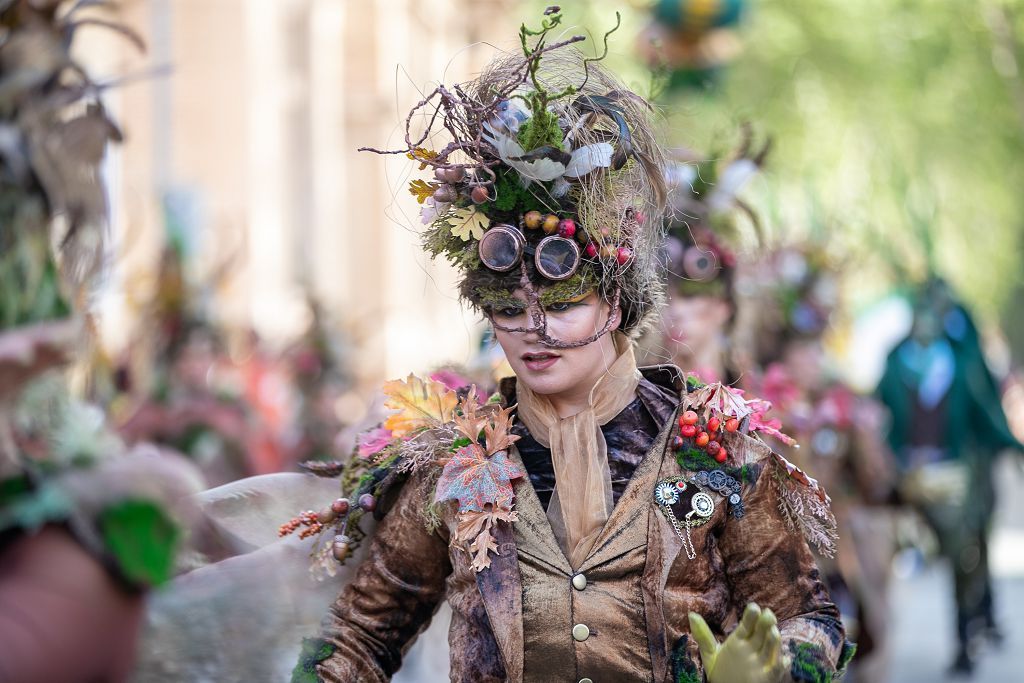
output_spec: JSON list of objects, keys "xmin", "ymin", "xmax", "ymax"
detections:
[
  {"xmin": 660, "ymin": 293, "xmax": 731, "ymax": 359},
  {"xmin": 491, "ymin": 289, "xmax": 620, "ymax": 404}
]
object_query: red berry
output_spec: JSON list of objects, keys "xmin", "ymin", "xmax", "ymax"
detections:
[
  {"xmin": 707, "ymin": 417, "xmax": 721, "ymax": 433},
  {"xmin": 585, "ymin": 242, "xmax": 599, "ymax": 258},
  {"xmin": 680, "ymin": 424, "xmax": 697, "ymax": 438},
  {"xmin": 714, "ymin": 449, "xmax": 728, "ymax": 464},
  {"xmin": 616, "ymin": 246, "xmax": 632, "ymax": 266},
  {"xmin": 672, "ymin": 435, "xmax": 684, "ymax": 450},
  {"xmin": 695, "ymin": 431, "xmax": 710, "ymax": 447},
  {"xmin": 725, "ymin": 418, "xmax": 740, "ymax": 433},
  {"xmin": 471, "ymin": 185, "xmax": 492, "ymax": 204},
  {"xmin": 358, "ymin": 493, "xmax": 376, "ymax": 512},
  {"xmin": 558, "ymin": 219, "xmax": 576, "ymax": 238},
  {"xmin": 331, "ymin": 498, "xmax": 350, "ymax": 515},
  {"xmin": 706, "ymin": 440, "xmax": 721, "ymax": 455},
  {"xmin": 681, "ymin": 410, "xmax": 699, "ymax": 426}
]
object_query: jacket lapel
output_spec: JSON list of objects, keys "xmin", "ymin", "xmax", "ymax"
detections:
[
  {"xmin": 473, "ymin": 447, "xmax": 569, "ymax": 683},
  {"xmin": 644, "ymin": 417, "xmax": 685, "ymax": 683}
]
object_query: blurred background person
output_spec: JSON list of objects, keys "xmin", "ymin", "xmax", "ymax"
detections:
[
  {"xmin": 747, "ymin": 243, "xmax": 897, "ymax": 682},
  {"xmin": 877, "ymin": 276, "xmax": 1024, "ymax": 676},
  {"xmin": 639, "ymin": 131, "xmax": 767, "ymax": 384},
  {"xmin": 0, "ymin": 2, "xmax": 202, "ymax": 681}
]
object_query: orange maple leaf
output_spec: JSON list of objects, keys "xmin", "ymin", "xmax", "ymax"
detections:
[
  {"xmin": 453, "ymin": 386, "xmax": 489, "ymax": 443},
  {"xmin": 483, "ymin": 404, "xmax": 520, "ymax": 455},
  {"xmin": 382, "ymin": 374, "xmax": 458, "ymax": 438}
]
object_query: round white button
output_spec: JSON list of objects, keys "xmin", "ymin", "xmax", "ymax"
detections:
[
  {"xmin": 572, "ymin": 573, "xmax": 587, "ymax": 590},
  {"xmin": 579, "ymin": 678, "xmax": 594, "ymax": 683},
  {"xmin": 572, "ymin": 623, "xmax": 590, "ymax": 642}
]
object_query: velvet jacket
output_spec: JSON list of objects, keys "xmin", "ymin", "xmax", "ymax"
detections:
[{"xmin": 315, "ymin": 366, "xmax": 845, "ymax": 682}]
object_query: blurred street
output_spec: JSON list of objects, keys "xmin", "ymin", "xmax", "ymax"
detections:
[{"xmin": 888, "ymin": 458, "xmax": 1024, "ymax": 682}]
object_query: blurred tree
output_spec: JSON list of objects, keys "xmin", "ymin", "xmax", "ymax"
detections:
[{"xmin": 525, "ymin": 0, "xmax": 1024, "ymax": 356}]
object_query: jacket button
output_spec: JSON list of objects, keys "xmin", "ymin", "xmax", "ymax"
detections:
[
  {"xmin": 571, "ymin": 573, "xmax": 587, "ymax": 590},
  {"xmin": 579, "ymin": 679, "xmax": 594, "ymax": 683},
  {"xmin": 572, "ymin": 624, "xmax": 590, "ymax": 642}
]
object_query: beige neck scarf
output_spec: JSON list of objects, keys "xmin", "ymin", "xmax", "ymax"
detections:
[{"xmin": 516, "ymin": 332, "xmax": 640, "ymax": 569}]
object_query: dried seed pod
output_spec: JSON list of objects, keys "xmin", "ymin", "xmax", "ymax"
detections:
[
  {"xmin": 317, "ymin": 507, "xmax": 336, "ymax": 524},
  {"xmin": 331, "ymin": 498, "xmax": 350, "ymax": 515},
  {"xmin": 332, "ymin": 534, "xmax": 352, "ymax": 562},
  {"xmin": 358, "ymin": 493, "xmax": 376, "ymax": 512},
  {"xmin": 433, "ymin": 184, "xmax": 457, "ymax": 203}
]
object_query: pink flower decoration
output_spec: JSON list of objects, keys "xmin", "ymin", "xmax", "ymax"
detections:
[
  {"xmin": 429, "ymin": 368, "xmax": 472, "ymax": 392},
  {"xmin": 357, "ymin": 427, "xmax": 394, "ymax": 459}
]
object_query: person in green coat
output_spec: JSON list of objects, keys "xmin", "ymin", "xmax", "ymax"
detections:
[{"xmin": 876, "ymin": 277, "xmax": 1022, "ymax": 675}]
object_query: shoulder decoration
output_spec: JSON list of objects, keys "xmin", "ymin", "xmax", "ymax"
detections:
[
  {"xmin": 658, "ymin": 378, "xmax": 837, "ymax": 557},
  {"xmin": 279, "ymin": 373, "xmax": 525, "ymax": 574}
]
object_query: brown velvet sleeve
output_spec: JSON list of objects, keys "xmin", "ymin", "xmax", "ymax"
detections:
[
  {"xmin": 317, "ymin": 472, "xmax": 453, "ymax": 682},
  {"xmin": 716, "ymin": 442, "xmax": 845, "ymax": 677}
]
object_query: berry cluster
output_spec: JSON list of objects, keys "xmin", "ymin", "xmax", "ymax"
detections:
[
  {"xmin": 672, "ymin": 409, "xmax": 740, "ymax": 464},
  {"xmin": 523, "ymin": 210, "xmax": 633, "ymax": 266},
  {"xmin": 277, "ymin": 493, "xmax": 377, "ymax": 546},
  {"xmin": 432, "ymin": 166, "xmax": 496, "ymax": 205}
]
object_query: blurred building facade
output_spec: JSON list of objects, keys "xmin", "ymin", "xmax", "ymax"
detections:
[{"xmin": 87, "ymin": 0, "xmax": 516, "ymax": 399}]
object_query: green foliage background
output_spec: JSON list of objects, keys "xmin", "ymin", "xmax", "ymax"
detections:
[{"xmin": 525, "ymin": 0, "xmax": 1024, "ymax": 353}]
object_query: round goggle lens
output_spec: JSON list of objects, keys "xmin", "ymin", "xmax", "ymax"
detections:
[
  {"xmin": 682, "ymin": 245, "xmax": 718, "ymax": 281},
  {"xmin": 535, "ymin": 236, "xmax": 580, "ymax": 281},
  {"xmin": 478, "ymin": 224, "xmax": 524, "ymax": 272}
]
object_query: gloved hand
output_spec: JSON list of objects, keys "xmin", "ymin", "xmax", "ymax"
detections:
[{"xmin": 689, "ymin": 603, "xmax": 786, "ymax": 683}]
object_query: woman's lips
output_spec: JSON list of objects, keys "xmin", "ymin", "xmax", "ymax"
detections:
[{"xmin": 521, "ymin": 351, "xmax": 559, "ymax": 371}]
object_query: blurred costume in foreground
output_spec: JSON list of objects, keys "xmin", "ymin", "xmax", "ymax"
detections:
[
  {"xmin": 282, "ymin": 9, "xmax": 850, "ymax": 682},
  {"xmin": 639, "ymin": 133, "xmax": 767, "ymax": 384},
  {"xmin": 749, "ymin": 246, "xmax": 896, "ymax": 682},
  {"xmin": 0, "ymin": 2, "xmax": 202, "ymax": 681},
  {"xmin": 876, "ymin": 277, "xmax": 1023, "ymax": 675}
]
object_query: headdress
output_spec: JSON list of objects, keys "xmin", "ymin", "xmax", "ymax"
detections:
[
  {"xmin": 662, "ymin": 127, "xmax": 768, "ymax": 302},
  {"xmin": 749, "ymin": 243, "xmax": 840, "ymax": 365},
  {"xmin": 362, "ymin": 6, "xmax": 668, "ymax": 346}
]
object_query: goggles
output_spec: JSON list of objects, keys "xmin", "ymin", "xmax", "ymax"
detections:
[
  {"xmin": 478, "ymin": 224, "xmax": 581, "ymax": 281},
  {"xmin": 485, "ymin": 262, "xmax": 620, "ymax": 349}
]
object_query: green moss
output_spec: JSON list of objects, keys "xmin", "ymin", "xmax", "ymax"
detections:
[
  {"xmin": 670, "ymin": 635, "xmax": 701, "ymax": 683},
  {"xmin": 290, "ymin": 637, "xmax": 335, "ymax": 683},
  {"xmin": 788, "ymin": 642, "xmax": 834, "ymax": 683},
  {"xmin": 677, "ymin": 447, "xmax": 719, "ymax": 472},
  {"xmin": 474, "ymin": 287, "xmax": 524, "ymax": 310},
  {"xmin": 516, "ymin": 109, "xmax": 563, "ymax": 151},
  {"xmin": 538, "ymin": 271, "xmax": 598, "ymax": 305}
]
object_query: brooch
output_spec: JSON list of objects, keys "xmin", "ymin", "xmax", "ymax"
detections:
[
  {"xmin": 654, "ymin": 477, "xmax": 716, "ymax": 559},
  {"xmin": 690, "ymin": 469, "xmax": 744, "ymax": 519}
]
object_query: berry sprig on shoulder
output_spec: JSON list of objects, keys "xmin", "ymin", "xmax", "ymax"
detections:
[
  {"xmin": 279, "ymin": 373, "xmax": 525, "ymax": 575},
  {"xmin": 669, "ymin": 379, "xmax": 838, "ymax": 555}
]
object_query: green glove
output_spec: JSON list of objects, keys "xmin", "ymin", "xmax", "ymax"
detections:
[{"xmin": 689, "ymin": 603, "xmax": 786, "ymax": 683}]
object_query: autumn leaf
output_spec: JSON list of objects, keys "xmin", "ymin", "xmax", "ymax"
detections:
[
  {"xmin": 455, "ymin": 507, "xmax": 519, "ymax": 572},
  {"xmin": 686, "ymin": 382, "xmax": 753, "ymax": 422},
  {"xmin": 409, "ymin": 179, "xmax": 437, "ymax": 204},
  {"xmin": 469, "ymin": 525, "xmax": 499, "ymax": 571},
  {"xmin": 407, "ymin": 147, "xmax": 440, "ymax": 170},
  {"xmin": 453, "ymin": 386, "xmax": 488, "ymax": 443},
  {"xmin": 434, "ymin": 444, "xmax": 525, "ymax": 512},
  {"xmin": 447, "ymin": 206, "xmax": 489, "ymax": 241},
  {"xmin": 382, "ymin": 374, "xmax": 458, "ymax": 438},
  {"xmin": 483, "ymin": 404, "xmax": 520, "ymax": 455}
]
